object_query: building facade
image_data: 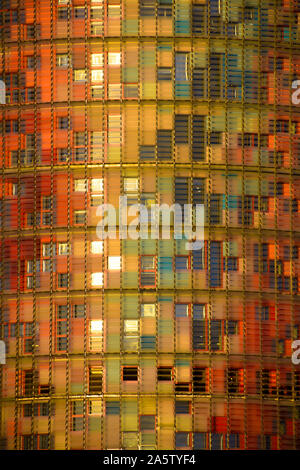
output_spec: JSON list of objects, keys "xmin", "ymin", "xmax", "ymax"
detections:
[{"xmin": 0, "ymin": 0, "xmax": 300, "ymax": 450}]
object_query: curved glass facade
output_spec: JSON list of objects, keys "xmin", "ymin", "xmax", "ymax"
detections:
[{"xmin": 0, "ymin": 0, "xmax": 300, "ymax": 450}]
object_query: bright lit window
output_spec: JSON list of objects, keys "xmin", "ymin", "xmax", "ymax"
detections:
[
  {"xmin": 124, "ymin": 178, "xmax": 138, "ymax": 193},
  {"xmin": 91, "ymin": 272, "xmax": 103, "ymax": 287},
  {"xmin": 91, "ymin": 241, "xmax": 103, "ymax": 254},
  {"xmin": 90, "ymin": 320, "xmax": 103, "ymax": 333},
  {"xmin": 91, "ymin": 178, "xmax": 104, "ymax": 193},
  {"xmin": 91, "ymin": 69, "xmax": 104, "ymax": 83},
  {"xmin": 141, "ymin": 304, "xmax": 156, "ymax": 317},
  {"xmin": 89, "ymin": 400, "xmax": 102, "ymax": 415},
  {"xmin": 58, "ymin": 243, "xmax": 69, "ymax": 255},
  {"xmin": 90, "ymin": 320, "xmax": 103, "ymax": 352},
  {"xmin": 91, "ymin": 53, "xmax": 103, "ymax": 66},
  {"xmin": 74, "ymin": 179, "xmax": 86, "ymax": 192},
  {"xmin": 124, "ymin": 320, "xmax": 139, "ymax": 333},
  {"xmin": 74, "ymin": 69, "xmax": 86, "ymax": 82},
  {"xmin": 108, "ymin": 52, "xmax": 121, "ymax": 66},
  {"xmin": 108, "ymin": 256, "xmax": 121, "ymax": 270}
]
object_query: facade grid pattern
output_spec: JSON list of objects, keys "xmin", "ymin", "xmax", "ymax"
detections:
[{"xmin": 0, "ymin": 0, "xmax": 299, "ymax": 450}]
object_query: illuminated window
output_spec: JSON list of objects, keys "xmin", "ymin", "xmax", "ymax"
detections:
[
  {"xmin": 91, "ymin": 69, "xmax": 104, "ymax": 83},
  {"xmin": 141, "ymin": 304, "xmax": 155, "ymax": 317},
  {"xmin": 108, "ymin": 53, "xmax": 121, "ymax": 66},
  {"xmin": 56, "ymin": 54, "xmax": 69, "ymax": 67},
  {"xmin": 124, "ymin": 178, "xmax": 138, "ymax": 193},
  {"xmin": 58, "ymin": 243, "xmax": 69, "ymax": 255},
  {"xmin": 108, "ymin": 256, "xmax": 121, "ymax": 270},
  {"xmin": 91, "ymin": 241, "xmax": 104, "ymax": 254},
  {"xmin": 91, "ymin": 178, "xmax": 104, "ymax": 193},
  {"xmin": 91, "ymin": 272, "xmax": 104, "ymax": 287},
  {"xmin": 89, "ymin": 320, "xmax": 103, "ymax": 352},
  {"xmin": 91, "ymin": 54, "xmax": 103, "ymax": 66},
  {"xmin": 124, "ymin": 320, "xmax": 139, "ymax": 334},
  {"xmin": 89, "ymin": 400, "xmax": 102, "ymax": 415},
  {"xmin": 74, "ymin": 179, "xmax": 86, "ymax": 192},
  {"xmin": 74, "ymin": 69, "xmax": 86, "ymax": 82},
  {"xmin": 123, "ymin": 320, "xmax": 139, "ymax": 351}
]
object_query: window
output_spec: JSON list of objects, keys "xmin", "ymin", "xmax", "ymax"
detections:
[
  {"xmin": 223, "ymin": 257, "xmax": 238, "ymax": 272},
  {"xmin": 157, "ymin": 367, "xmax": 173, "ymax": 381},
  {"xmin": 141, "ymin": 335, "xmax": 156, "ymax": 350},
  {"xmin": 23, "ymin": 403, "xmax": 50, "ymax": 417},
  {"xmin": 175, "ymin": 304, "xmax": 189, "ymax": 318},
  {"xmin": 89, "ymin": 320, "xmax": 103, "ymax": 352},
  {"xmin": 91, "ymin": 178, "xmax": 104, "ymax": 193},
  {"xmin": 89, "ymin": 367, "xmax": 102, "ymax": 393},
  {"xmin": 26, "ymin": 55, "xmax": 41, "ymax": 69},
  {"xmin": 192, "ymin": 367, "xmax": 207, "ymax": 393},
  {"xmin": 123, "ymin": 320, "xmax": 139, "ymax": 351},
  {"xmin": 58, "ymin": 7, "xmax": 68, "ymax": 20},
  {"xmin": 140, "ymin": 415, "xmax": 155, "ymax": 431},
  {"xmin": 122, "ymin": 366, "xmax": 138, "ymax": 381},
  {"xmin": 56, "ymin": 54, "xmax": 69, "ymax": 67},
  {"xmin": 175, "ymin": 115, "xmax": 189, "ymax": 144},
  {"xmin": 157, "ymin": 129, "xmax": 172, "ymax": 160},
  {"xmin": 193, "ymin": 304, "xmax": 223, "ymax": 351},
  {"xmin": 74, "ymin": 69, "xmax": 86, "ymax": 82},
  {"xmin": 175, "ymin": 432, "xmax": 191, "ymax": 449},
  {"xmin": 74, "ymin": 179, "xmax": 86, "ymax": 192},
  {"xmin": 22, "ymin": 370, "xmax": 33, "ymax": 397},
  {"xmin": 227, "ymin": 368, "xmax": 244, "ymax": 395},
  {"xmin": 108, "ymin": 53, "xmax": 121, "ymax": 66},
  {"xmin": 91, "ymin": 69, "xmax": 104, "ymax": 83},
  {"xmin": 91, "ymin": 272, "xmax": 104, "ymax": 287},
  {"xmin": 157, "ymin": 67, "xmax": 172, "ymax": 81},
  {"xmin": 140, "ymin": 0, "xmax": 155, "ymax": 17},
  {"xmin": 74, "ymin": 6, "xmax": 85, "ymax": 18},
  {"xmin": 58, "ymin": 243, "xmax": 69, "ymax": 256},
  {"xmin": 255, "ymin": 305, "xmax": 270, "ymax": 321},
  {"xmin": 228, "ymin": 320, "xmax": 239, "ymax": 335},
  {"xmin": 71, "ymin": 401, "xmax": 84, "ymax": 431},
  {"xmin": 175, "ymin": 401, "xmax": 191, "ymax": 414},
  {"xmin": 74, "ymin": 210, "xmax": 86, "ymax": 225},
  {"xmin": 124, "ymin": 177, "xmax": 138, "ymax": 193},
  {"xmin": 58, "ymin": 117, "xmax": 70, "ymax": 129},
  {"xmin": 57, "ymin": 273, "xmax": 68, "ymax": 289},
  {"xmin": 141, "ymin": 304, "xmax": 155, "ymax": 317},
  {"xmin": 140, "ymin": 145, "xmax": 155, "ymax": 161},
  {"xmin": 22, "ymin": 434, "xmax": 50, "ymax": 450},
  {"xmin": 58, "ymin": 148, "xmax": 69, "ymax": 162},
  {"xmin": 91, "ymin": 53, "xmax": 103, "ymax": 66},
  {"xmin": 106, "ymin": 401, "xmax": 120, "ymax": 415},
  {"xmin": 74, "ymin": 304, "xmax": 85, "ymax": 319},
  {"xmin": 140, "ymin": 256, "xmax": 156, "ymax": 288},
  {"xmin": 56, "ymin": 305, "xmax": 68, "ymax": 352},
  {"xmin": 175, "ymin": 256, "xmax": 190, "ymax": 271},
  {"xmin": 158, "ymin": 0, "xmax": 172, "ymax": 17},
  {"xmin": 91, "ymin": 241, "xmax": 104, "ymax": 254}
]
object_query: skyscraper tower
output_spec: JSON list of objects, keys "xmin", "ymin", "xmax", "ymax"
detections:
[{"xmin": 0, "ymin": 0, "xmax": 300, "ymax": 450}]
